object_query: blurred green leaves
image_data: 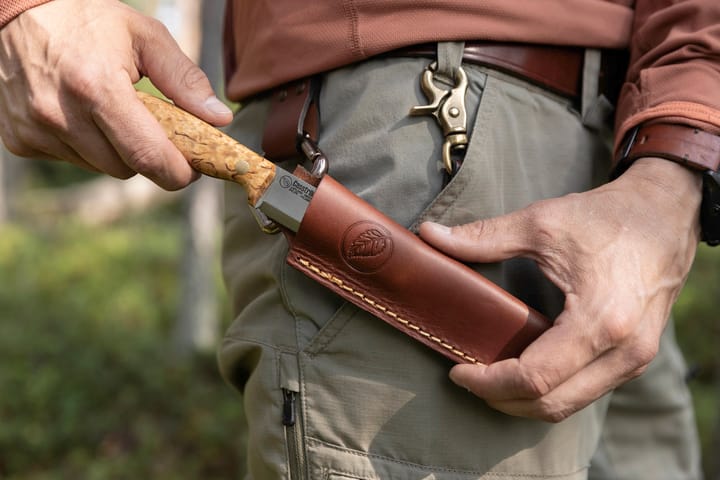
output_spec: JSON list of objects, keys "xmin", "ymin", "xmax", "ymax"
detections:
[
  {"xmin": 673, "ymin": 244, "xmax": 720, "ymax": 477},
  {"xmin": 0, "ymin": 214, "xmax": 245, "ymax": 479},
  {"xmin": 674, "ymin": 244, "xmax": 720, "ymax": 375}
]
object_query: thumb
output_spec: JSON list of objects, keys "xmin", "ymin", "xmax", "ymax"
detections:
[
  {"xmin": 419, "ymin": 213, "xmax": 532, "ymax": 263},
  {"xmin": 131, "ymin": 17, "xmax": 233, "ymax": 126}
]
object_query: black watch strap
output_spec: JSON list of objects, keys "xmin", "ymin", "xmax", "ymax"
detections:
[
  {"xmin": 701, "ymin": 171, "xmax": 720, "ymax": 246},
  {"xmin": 616, "ymin": 123, "xmax": 720, "ymax": 246}
]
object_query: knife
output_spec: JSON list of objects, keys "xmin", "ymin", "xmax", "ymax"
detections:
[
  {"xmin": 137, "ymin": 90, "xmax": 316, "ymax": 232},
  {"xmin": 138, "ymin": 90, "xmax": 552, "ymax": 365}
]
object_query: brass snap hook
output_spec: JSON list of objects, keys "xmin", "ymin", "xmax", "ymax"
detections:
[
  {"xmin": 410, "ymin": 62, "xmax": 451, "ymax": 118},
  {"xmin": 410, "ymin": 62, "xmax": 469, "ymax": 175}
]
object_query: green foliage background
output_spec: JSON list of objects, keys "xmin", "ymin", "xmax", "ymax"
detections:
[
  {"xmin": 674, "ymin": 244, "xmax": 720, "ymax": 477},
  {"xmin": 0, "ymin": 205, "xmax": 247, "ymax": 479}
]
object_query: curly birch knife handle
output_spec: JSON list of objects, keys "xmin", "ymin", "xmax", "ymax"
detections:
[{"xmin": 137, "ymin": 90, "xmax": 276, "ymax": 204}]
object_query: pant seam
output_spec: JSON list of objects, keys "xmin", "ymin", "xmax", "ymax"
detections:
[{"xmin": 306, "ymin": 437, "xmax": 589, "ymax": 479}]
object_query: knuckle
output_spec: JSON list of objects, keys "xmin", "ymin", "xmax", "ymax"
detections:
[
  {"xmin": 519, "ymin": 369, "xmax": 554, "ymax": 399},
  {"xmin": 146, "ymin": 16, "xmax": 170, "ymax": 36},
  {"xmin": 454, "ymin": 221, "xmax": 486, "ymax": 242},
  {"xmin": 628, "ymin": 363, "xmax": 650, "ymax": 380},
  {"xmin": 27, "ymin": 96, "xmax": 64, "ymax": 129},
  {"xmin": 124, "ymin": 142, "xmax": 158, "ymax": 174},
  {"xmin": 538, "ymin": 401, "xmax": 574, "ymax": 423},
  {"xmin": 626, "ymin": 339, "xmax": 658, "ymax": 368},
  {"xmin": 125, "ymin": 142, "xmax": 187, "ymax": 190},
  {"xmin": 64, "ymin": 65, "xmax": 106, "ymax": 99},
  {"xmin": 2, "ymin": 135, "xmax": 34, "ymax": 157},
  {"xmin": 109, "ymin": 167, "xmax": 137, "ymax": 181},
  {"xmin": 601, "ymin": 316, "xmax": 634, "ymax": 346},
  {"xmin": 180, "ymin": 63, "xmax": 209, "ymax": 91},
  {"xmin": 8, "ymin": 122, "xmax": 46, "ymax": 154},
  {"xmin": 136, "ymin": 16, "xmax": 170, "ymax": 44}
]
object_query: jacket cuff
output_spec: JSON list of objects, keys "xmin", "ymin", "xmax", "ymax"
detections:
[{"xmin": 0, "ymin": 0, "xmax": 53, "ymax": 29}]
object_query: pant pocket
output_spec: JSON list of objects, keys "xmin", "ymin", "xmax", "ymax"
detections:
[{"xmin": 414, "ymin": 66, "xmax": 610, "ymax": 229}]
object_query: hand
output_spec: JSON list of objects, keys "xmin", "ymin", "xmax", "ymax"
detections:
[
  {"xmin": 420, "ymin": 157, "xmax": 702, "ymax": 422},
  {"xmin": 0, "ymin": 0, "xmax": 233, "ymax": 190}
]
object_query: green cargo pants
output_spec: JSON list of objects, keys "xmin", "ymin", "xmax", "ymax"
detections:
[{"xmin": 219, "ymin": 54, "xmax": 701, "ymax": 479}]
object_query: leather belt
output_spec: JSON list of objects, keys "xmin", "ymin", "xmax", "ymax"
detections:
[
  {"xmin": 261, "ymin": 42, "xmax": 627, "ymax": 161},
  {"xmin": 393, "ymin": 41, "xmax": 625, "ymax": 103}
]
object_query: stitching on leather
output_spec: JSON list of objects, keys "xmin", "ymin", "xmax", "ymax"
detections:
[{"xmin": 296, "ymin": 256, "xmax": 479, "ymax": 364}]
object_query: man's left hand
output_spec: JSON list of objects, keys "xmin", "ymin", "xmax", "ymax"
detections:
[{"xmin": 419, "ymin": 157, "xmax": 701, "ymax": 422}]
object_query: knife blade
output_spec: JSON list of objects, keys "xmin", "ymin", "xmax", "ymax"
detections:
[{"xmin": 137, "ymin": 90, "xmax": 316, "ymax": 232}]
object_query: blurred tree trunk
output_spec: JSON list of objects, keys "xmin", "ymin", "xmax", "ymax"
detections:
[
  {"xmin": 170, "ymin": 0, "xmax": 225, "ymax": 355},
  {"xmin": 0, "ymin": 148, "xmax": 26, "ymax": 224}
]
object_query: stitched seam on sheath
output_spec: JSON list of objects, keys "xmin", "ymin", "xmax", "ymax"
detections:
[{"xmin": 296, "ymin": 256, "xmax": 478, "ymax": 364}]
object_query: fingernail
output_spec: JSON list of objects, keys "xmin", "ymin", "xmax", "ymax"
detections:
[{"xmin": 204, "ymin": 96, "xmax": 232, "ymax": 116}]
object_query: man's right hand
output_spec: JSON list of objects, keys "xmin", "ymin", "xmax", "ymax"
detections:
[{"xmin": 0, "ymin": 0, "xmax": 233, "ymax": 190}]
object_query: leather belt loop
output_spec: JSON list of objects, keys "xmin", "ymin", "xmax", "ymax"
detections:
[{"xmin": 261, "ymin": 77, "xmax": 320, "ymax": 162}]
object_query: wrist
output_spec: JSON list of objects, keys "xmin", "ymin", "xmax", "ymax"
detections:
[
  {"xmin": 615, "ymin": 123, "xmax": 720, "ymax": 245},
  {"xmin": 624, "ymin": 156, "xmax": 702, "ymax": 206},
  {"xmin": 618, "ymin": 157, "xmax": 702, "ymax": 241}
]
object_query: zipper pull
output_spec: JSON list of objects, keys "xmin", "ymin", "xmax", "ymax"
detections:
[{"xmin": 282, "ymin": 389, "xmax": 297, "ymax": 426}]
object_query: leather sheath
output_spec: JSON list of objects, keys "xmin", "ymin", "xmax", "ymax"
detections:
[{"xmin": 285, "ymin": 175, "xmax": 552, "ymax": 364}]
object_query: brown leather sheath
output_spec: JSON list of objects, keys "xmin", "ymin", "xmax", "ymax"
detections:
[{"xmin": 285, "ymin": 175, "xmax": 552, "ymax": 365}]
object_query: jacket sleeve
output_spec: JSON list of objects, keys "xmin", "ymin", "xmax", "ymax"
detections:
[
  {"xmin": 0, "ymin": 0, "xmax": 52, "ymax": 29},
  {"xmin": 614, "ymin": 0, "xmax": 720, "ymax": 160}
]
